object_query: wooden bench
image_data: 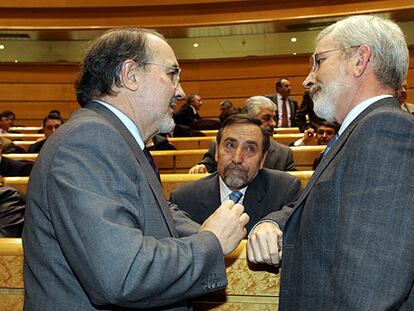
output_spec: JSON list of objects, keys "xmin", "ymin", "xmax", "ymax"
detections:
[
  {"xmin": 3, "ymin": 171, "xmax": 313, "ymax": 197},
  {"xmin": 201, "ymin": 127, "xmax": 300, "ymax": 136},
  {"xmin": 13, "ymin": 141, "xmax": 38, "ymax": 152},
  {"xmin": 3, "ymin": 146, "xmax": 324, "ymax": 173},
  {"xmin": 0, "ymin": 134, "xmax": 44, "ymax": 141},
  {"xmin": 170, "ymin": 134, "xmax": 304, "ymax": 149},
  {"xmin": 0, "ymin": 239, "xmax": 279, "ymax": 311},
  {"xmin": 9, "ymin": 127, "xmax": 42, "ymax": 133}
]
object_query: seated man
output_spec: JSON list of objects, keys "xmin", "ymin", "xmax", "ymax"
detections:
[
  {"xmin": 189, "ymin": 96, "xmax": 295, "ymax": 173},
  {"xmin": 170, "ymin": 114, "xmax": 301, "ymax": 233},
  {"xmin": 28, "ymin": 113, "xmax": 63, "ymax": 153},
  {"xmin": 291, "ymin": 121, "xmax": 340, "ymax": 169}
]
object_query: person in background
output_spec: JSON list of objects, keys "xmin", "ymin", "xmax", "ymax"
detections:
[
  {"xmin": 171, "ymin": 114, "xmax": 301, "ymax": 233},
  {"xmin": 0, "ymin": 111, "xmax": 14, "ymax": 133},
  {"xmin": 247, "ymin": 15, "xmax": 414, "ymax": 310},
  {"xmin": 189, "ymin": 96, "xmax": 295, "ymax": 174},
  {"xmin": 295, "ymin": 90, "xmax": 325, "ymax": 132},
  {"xmin": 23, "ymin": 27, "xmax": 248, "ymax": 311},
  {"xmin": 397, "ymin": 80, "xmax": 414, "ymax": 115},
  {"xmin": 28, "ymin": 113, "xmax": 63, "ymax": 153},
  {"xmin": 219, "ymin": 100, "xmax": 233, "ymax": 123},
  {"xmin": 270, "ymin": 78, "xmax": 298, "ymax": 127}
]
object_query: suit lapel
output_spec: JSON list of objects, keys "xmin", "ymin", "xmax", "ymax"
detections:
[
  {"xmin": 83, "ymin": 101, "xmax": 178, "ymax": 237},
  {"xmin": 285, "ymin": 98, "xmax": 393, "ymax": 224},
  {"xmin": 200, "ymin": 173, "xmax": 221, "ymax": 210},
  {"xmin": 243, "ymin": 171, "xmax": 266, "ymax": 221}
]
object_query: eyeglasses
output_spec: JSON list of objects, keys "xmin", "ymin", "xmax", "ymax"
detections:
[
  {"xmin": 144, "ymin": 61, "xmax": 181, "ymax": 88},
  {"xmin": 309, "ymin": 45, "xmax": 360, "ymax": 73}
]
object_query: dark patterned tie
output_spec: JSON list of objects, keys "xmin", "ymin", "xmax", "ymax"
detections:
[
  {"xmin": 281, "ymin": 97, "xmax": 289, "ymax": 127},
  {"xmin": 143, "ymin": 147, "xmax": 161, "ymax": 182},
  {"xmin": 229, "ymin": 191, "xmax": 243, "ymax": 204}
]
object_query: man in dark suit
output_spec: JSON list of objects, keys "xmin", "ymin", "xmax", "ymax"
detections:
[
  {"xmin": 271, "ymin": 78, "xmax": 298, "ymax": 127},
  {"xmin": 170, "ymin": 114, "xmax": 301, "ymax": 233},
  {"xmin": 27, "ymin": 113, "xmax": 63, "ymax": 153},
  {"xmin": 23, "ymin": 27, "xmax": 249, "ymax": 311},
  {"xmin": 189, "ymin": 96, "xmax": 295, "ymax": 174},
  {"xmin": 248, "ymin": 15, "xmax": 414, "ymax": 309}
]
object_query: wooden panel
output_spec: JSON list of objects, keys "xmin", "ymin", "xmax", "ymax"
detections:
[
  {"xmin": 0, "ymin": 48, "xmax": 412, "ymax": 128},
  {"xmin": 0, "ymin": 0, "xmax": 412, "ymax": 29},
  {"xmin": 0, "ymin": 238, "xmax": 281, "ymax": 311}
]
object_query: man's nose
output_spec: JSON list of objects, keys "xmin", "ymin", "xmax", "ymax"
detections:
[
  {"xmin": 233, "ymin": 148, "xmax": 244, "ymax": 163},
  {"xmin": 303, "ymin": 73, "xmax": 314, "ymax": 89},
  {"xmin": 175, "ymin": 83, "xmax": 185, "ymax": 100}
]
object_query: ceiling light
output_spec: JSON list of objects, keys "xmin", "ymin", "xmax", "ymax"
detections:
[
  {"xmin": 193, "ymin": 43, "xmax": 199, "ymax": 48},
  {"xmin": 290, "ymin": 37, "xmax": 297, "ymax": 43},
  {"xmin": 0, "ymin": 45, "xmax": 4, "ymax": 50},
  {"xmin": 14, "ymin": 60, "xmax": 18, "ymax": 63}
]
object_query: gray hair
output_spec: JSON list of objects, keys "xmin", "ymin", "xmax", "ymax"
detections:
[
  {"xmin": 242, "ymin": 96, "xmax": 277, "ymax": 117},
  {"xmin": 317, "ymin": 15, "xmax": 408, "ymax": 91}
]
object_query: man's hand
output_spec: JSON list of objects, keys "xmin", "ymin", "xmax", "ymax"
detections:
[
  {"xmin": 199, "ymin": 200, "xmax": 249, "ymax": 255},
  {"xmin": 188, "ymin": 164, "xmax": 208, "ymax": 174},
  {"xmin": 247, "ymin": 222, "xmax": 282, "ymax": 266},
  {"xmin": 302, "ymin": 128, "xmax": 315, "ymax": 145}
]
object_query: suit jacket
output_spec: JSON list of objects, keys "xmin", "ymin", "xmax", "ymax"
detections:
[
  {"xmin": 170, "ymin": 169, "xmax": 301, "ymax": 233},
  {"xmin": 23, "ymin": 101, "xmax": 227, "ymax": 311},
  {"xmin": 0, "ymin": 157, "xmax": 33, "ymax": 176},
  {"xmin": 295, "ymin": 91, "xmax": 325, "ymax": 132},
  {"xmin": 0, "ymin": 185, "xmax": 25, "ymax": 237},
  {"xmin": 27, "ymin": 139, "xmax": 46, "ymax": 153},
  {"xmin": 198, "ymin": 139, "xmax": 295, "ymax": 172},
  {"xmin": 269, "ymin": 97, "xmax": 414, "ymax": 310},
  {"xmin": 173, "ymin": 104, "xmax": 200, "ymax": 127}
]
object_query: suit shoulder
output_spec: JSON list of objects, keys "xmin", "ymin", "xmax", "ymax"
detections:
[
  {"xmin": 261, "ymin": 168, "xmax": 298, "ymax": 182},
  {"xmin": 270, "ymin": 140, "xmax": 291, "ymax": 153},
  {"xmin": 171, "ymin": 173, "xmax": 217, "ymax": 197}
]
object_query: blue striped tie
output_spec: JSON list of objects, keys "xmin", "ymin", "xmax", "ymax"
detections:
[
  {"xmin": 322, "ymin": 134, "xmax": 339, "ymax": 158},
  {"xmin": 229, "ymin": 191, "xmax": 243, "ymax": 203}
]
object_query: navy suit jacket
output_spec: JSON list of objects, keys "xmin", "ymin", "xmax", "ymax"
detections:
[
  {"xmin": 170, "ymin": 168, "xmax": 301, "ymax": 233},
  {"xmin": 269, "ymin": 97, "xmax": 414, "ymax": 310}
]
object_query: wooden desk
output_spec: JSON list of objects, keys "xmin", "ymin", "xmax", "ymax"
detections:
[
  {"xmin": 0, "ymin": 239, "xmax": 279, "ymax": 311},
  {"xmin": 0, "ymin": 134, "xmax": 44, "ymax": 141}
]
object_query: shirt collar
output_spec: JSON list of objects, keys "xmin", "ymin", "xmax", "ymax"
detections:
[
  {"xmin": 218, "ymin": 176, "xmax": 247, "ymax": 205},
  {"xmin": 93, "ymin": 100, "xmax": 145, "ymax": 150},
  {"xmin": 338, "ymin": 95, "xmax": 392, "ymax": 136}
]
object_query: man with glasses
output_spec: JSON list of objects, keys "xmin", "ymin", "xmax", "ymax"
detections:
[
  {"xmin": 23, "ymin": 28, "xmax": 249, "ymax": 311},
  {"xmin": 248, "ymin": 15, "xmax": 414, "ymax": 309}
]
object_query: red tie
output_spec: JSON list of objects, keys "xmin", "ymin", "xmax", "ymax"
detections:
[{"xmin": 281, "ymin": 97, "xmax": 289, "ymax": 127}]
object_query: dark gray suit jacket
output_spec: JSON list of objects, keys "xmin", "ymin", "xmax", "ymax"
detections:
[
  {"xmin": 198, "ymin": 139, "xmax": 295, "ymax": 172},
  {"xmin": 170, "ymin": 168, "xmax": 301, "ymax": 233},
  {"xmin": 270, "ymin": 97, "xmax": 414, "ymax": 310},
  {"xmin": 23, "ymin": 101, "xmax": 227, "ymax": 311}
]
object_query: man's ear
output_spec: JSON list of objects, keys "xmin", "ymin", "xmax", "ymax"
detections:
[
  {"xmin": 120, "ymin": 59, "xmax": 139, "ymax": 91},
  {"xmin": 259, "ymin": 151, "xmax": 267, "ymax": 169},
  {"xmin": 353, "ymin": 45, "xmax": 371, "ymax": 78},
  {"xmin": 215, "ymin": 141, "xmax": 219, "ymax": 162}
]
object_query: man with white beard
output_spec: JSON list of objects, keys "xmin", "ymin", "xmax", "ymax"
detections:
[{"xmin": 247, "ymin": 15, "xmax": 414, "ymax": 310}]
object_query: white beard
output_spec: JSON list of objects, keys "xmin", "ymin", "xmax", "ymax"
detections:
[{"xmin": 312, "ymin": 63, "xmax": 349, "ymax": 122}]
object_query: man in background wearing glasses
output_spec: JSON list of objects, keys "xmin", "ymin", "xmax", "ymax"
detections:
[
  {"xmin": 247, "ymin": 15, "xmax": 414, "ymax": 310},
  {"xmin": 23, "ymin": 28, "xmax": 249, "ymax": 311}
]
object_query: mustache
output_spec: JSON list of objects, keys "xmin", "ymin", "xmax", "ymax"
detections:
[{"xmin": 224, "ymin": 163, "xmax": 248, "ymax": 173}]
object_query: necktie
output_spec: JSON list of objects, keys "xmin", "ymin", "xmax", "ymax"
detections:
[
  {"xmin": 281, "ymin": 97, "xmax": 289, "ymax": 127},
  {"xmin": 229, "ymin": 191, "xmax": 243, "ymax": 204},
  {"xmin": 143, "ymin": 147, "xmax": 161, "ymax": 182},
  {"xmin": 322, "ymin": 134, "xmax": 338, "ymax": 158}
]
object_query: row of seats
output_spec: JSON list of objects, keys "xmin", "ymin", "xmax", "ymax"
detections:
[
  {"xmin": 2, "ymin": 171, "xmax": 313, "ymax": 196},
  {"xmin": 3, "ymin": 146, "xmax": 324, "ymax": 172}
]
